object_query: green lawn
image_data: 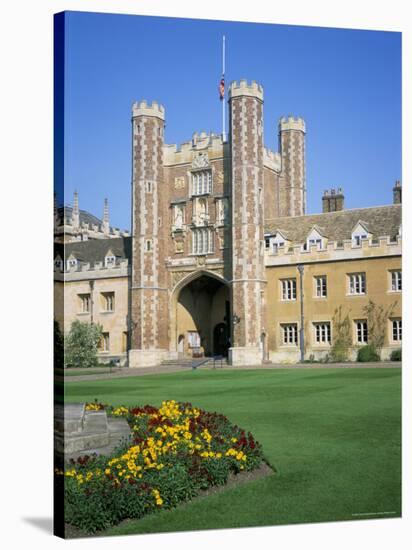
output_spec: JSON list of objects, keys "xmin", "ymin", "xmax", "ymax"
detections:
[{"xmin": 64, "ymin": 367, "xmax": 401, "ymax": 535}]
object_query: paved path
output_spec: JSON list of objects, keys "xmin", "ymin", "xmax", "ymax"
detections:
[{"xmin": 58, "ymin": 361, "xmax": 401, "ymax": 383}]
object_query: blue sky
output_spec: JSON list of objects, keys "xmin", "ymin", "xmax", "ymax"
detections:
[{"xmin": 61, "ymin": 11, "xmax": 401, "ymax": 230}]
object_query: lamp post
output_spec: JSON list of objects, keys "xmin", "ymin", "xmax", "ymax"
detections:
[{"xmin": 297, "ymin": 265, "xmax": 305, "ymax": 362}]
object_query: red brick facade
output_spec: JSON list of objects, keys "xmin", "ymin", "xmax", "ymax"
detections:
[{"xmin": 129, "ymin": 82, "xmax": 307, "ymax": 366}]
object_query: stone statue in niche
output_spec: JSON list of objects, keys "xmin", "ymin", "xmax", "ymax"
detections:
[
  {"xmin": 217, "ymin": 198, "xmax": 228, "ymax": 225},
  {"xmin": 174, "ymin": 205, "xmax": 184, "ymax": 228},
  {"xmin": 197, "ymin": 198, "xmax": 207, "ymax": 225}
]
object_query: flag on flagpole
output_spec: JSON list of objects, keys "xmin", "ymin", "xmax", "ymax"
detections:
[{"xmin": 219, "ymin": 76, "xmax": 225, "ymax": 100}]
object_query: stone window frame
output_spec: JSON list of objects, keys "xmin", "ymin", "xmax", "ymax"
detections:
[
  {"xmin": 191, "ymin": 227, "xmax": 214, "ymax": 255},
  {"xmin": 280, "ymin": 278, "xmax": 297, "ymax": 301},
  {"xmin": 312, "ymin": 321, "xmax": 332, "ymax": 346},
  {"xmin": 347, "ymin": 272, "xmax": 366, "ymax": 296},
  {"xmin": 145, "ymin": 239, "xmax": 152, "ymax": 252},
  {"xmin": 77, "ymin": 293, "xmax": 91, "ymax": 314},
  {"xmin": 390, "ymin": 318, "xmax": 402, "ymax": 343},
  {"xmin": 354, "ymin": 319, "xmax": 368, "ymax": 344},
  {"xmin": 280, "ymin": 323, "xmax": 299, "ymax": 346},
  {"xmin": 191, "ymin": 170, "xmax": 212, "ymax": 196},
  {"xmin": 99, "ymin": 332, "xmax": 110, "ymax": 352},
  {"xmin": 389, "ymin": 270, "xmax": 402, "ymax": 292},
  {"xmin": 101, "ymin": 291, "xmax": 115, "ymax": 313},
  {"xmin": 314, "ymin": 275, "xmax": 327, "ymax": 298}
]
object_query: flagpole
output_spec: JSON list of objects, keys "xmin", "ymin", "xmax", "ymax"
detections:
[{"xmin": 222, "ymin": 35, "xmax": 226, "ymax": 142}]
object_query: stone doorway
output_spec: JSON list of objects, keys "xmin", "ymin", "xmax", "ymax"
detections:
[{"xmin": 172, "ymin": 272, "xmax": 230, "ymax": 357}]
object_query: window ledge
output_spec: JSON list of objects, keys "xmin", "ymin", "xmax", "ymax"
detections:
[
  {"xmin": 280, "ymin": 344, "xmax": 299, "ymax": 348},
  {"xmin": 100, "ymin": 310, "xmax": 114, "ymax": 314}
]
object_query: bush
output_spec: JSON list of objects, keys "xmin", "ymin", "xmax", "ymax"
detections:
[
  {"xmin": 59, "ymin": 400, "xmax": 265, "ymax": 533},
  {"xmin": 64, "ymin": 320, "xmax": 103, "ymax": 369},
  {"xmin": 390, "ymin": 348, "xmax": 402, "ymax": 361},
  {"xmin": 357, "ymin": 345, "xmax": 380, "ymax": 363}
]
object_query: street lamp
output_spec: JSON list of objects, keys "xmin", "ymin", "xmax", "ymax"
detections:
[{"xmin": 297, "ymin": 264, "xmax": 305, "ymax": 362}]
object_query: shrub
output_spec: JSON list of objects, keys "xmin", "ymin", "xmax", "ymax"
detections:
[
  {"xmin": 64, "ymin": 320, "xmax": 103, "ymax": 369},
  {"xmin": 357, "ymin": 345, "xmax": 380, "ymax": 362},
  {"xmin": 331, "ymin": 306, "xmax": 351, "ymax": 362},
  {"xmin": 59, "ymin": 400, "xmax": 265, "ymax": 533},
  {"xmin": 390, "ymin": 348, "xmax": 402, "ymax": 361}
]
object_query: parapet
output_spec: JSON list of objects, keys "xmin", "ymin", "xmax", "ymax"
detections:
[
  {"xmin": 263, "ymin": 147, "xmax": 282, "ymax": 172},
  {"xmin": 279, "ymin": 116, "xmax": 306, "ymax": 133},
  {"xmin": 132, "ymin": 100, "xmax": 165, "ymax": 120},
  {"xmin": 163, "ymin": 131, "xmax": 225, "ymax": 166},
  {"xmin": 229, "ymin": 80, "xmax": 263, "ymax": 101}
]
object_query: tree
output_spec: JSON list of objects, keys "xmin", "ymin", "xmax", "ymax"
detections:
[
  {"xmin": 331, "ymin": 306, "xmax": 351, "ymax": 362},
  {"xmin": 64, "ymin": 320, "xmax": 103, "ymax": 369},
  {"xmin": 362, "ymin": 299, "xmax": 397, "ymax": 358}
]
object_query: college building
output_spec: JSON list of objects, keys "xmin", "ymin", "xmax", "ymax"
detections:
[{"xmin": 54, "ymin": 80, "xmax": 402, "ymax": 367}]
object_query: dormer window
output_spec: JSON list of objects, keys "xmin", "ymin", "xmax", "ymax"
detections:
[
  {"xmin": 105, "ymin": 255, "xmax": 116, "ymax": 267},
  {"xmin": 67, "ymin": 258, "xmax": 77, "ymax": 269},
  {"xmin": 268, "ymin": 232, "xmax": 287, "ymax": 254},
  {"xmin": 352, "ymin": 222, "xmax": 370, "ymax": 247},
  {"xmin": 353, "ymin": 234, "xmax": 367, "ymax": 247},
  {"xmin": 306, "ymin": 227, "xmax": 324, "ymax": 251},
  {"xmin": 54, "ymin": 257, "xmax": 63, "ymax": 270}
]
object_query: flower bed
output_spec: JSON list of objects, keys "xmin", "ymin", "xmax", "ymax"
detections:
[{"xmin": 57, "ymin": 400, "xmax": 265, "ymax": 533}]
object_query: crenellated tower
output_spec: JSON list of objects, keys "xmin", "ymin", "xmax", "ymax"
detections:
[
  {"xmin": 129, "ymin": 100, "xmax": 169, "ymax": 367},
  {"xmin": 228, "ymin": 80, "xmax": 266, "ymax": 366},
  {"xmin": 279, "ymin": 116, "xmax": 306, "ymax": 216}
]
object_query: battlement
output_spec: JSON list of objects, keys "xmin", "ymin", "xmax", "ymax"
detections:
[
  {"xmin": 163, "ymin": 131, "xmax": 226, "ymax": 166},
  {"xmin": 132, "ymin": 100, "xmax": 165, "ymax": 120},
  {"xmin": 229, "ymin": 79, "xmax": 263, "ymax": 101},
  {"xmin": 263, "ymin": 147, "xmax": 282, "ymax": 172},
  {"xmin": 279, "ymin": 116, "xmax": 306, "ymax": 133},
  {"xmin": 265, "ymin": 234, "xmax": 401, "ymax": 267},
  {"xmin": 54, "ymin": 257, "xmax": 130, "ymax": 277}
]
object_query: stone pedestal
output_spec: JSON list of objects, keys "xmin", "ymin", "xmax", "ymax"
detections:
[
  {"xmin": 229, "ymin": 347, "xmax": 263, "ymax": 366},
  {"xmin": 128, "ymin": 349, "xmax": 168, "ymax": 368},
  {"xmin": 54, "ymin": 403, "xmax": 131, "ymax": 461}
]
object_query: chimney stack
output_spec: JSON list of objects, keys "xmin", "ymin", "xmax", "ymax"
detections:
[
  {"xmin": 393, "ymin": 180, "xmax": 402, "ymax": 204},
  {"xmin": 322, "ymin": 188, "xmax": 344, "ymax": 213}
]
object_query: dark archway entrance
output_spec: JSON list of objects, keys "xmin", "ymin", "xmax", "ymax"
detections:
[{"xmin": 175, "ymin": 273, "xmax": 230, "ymax": 357}]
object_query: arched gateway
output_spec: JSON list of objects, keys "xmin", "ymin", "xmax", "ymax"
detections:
[{"xmin": 170, "ymin": 271, "xmax": 231, "ymax": 358}]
